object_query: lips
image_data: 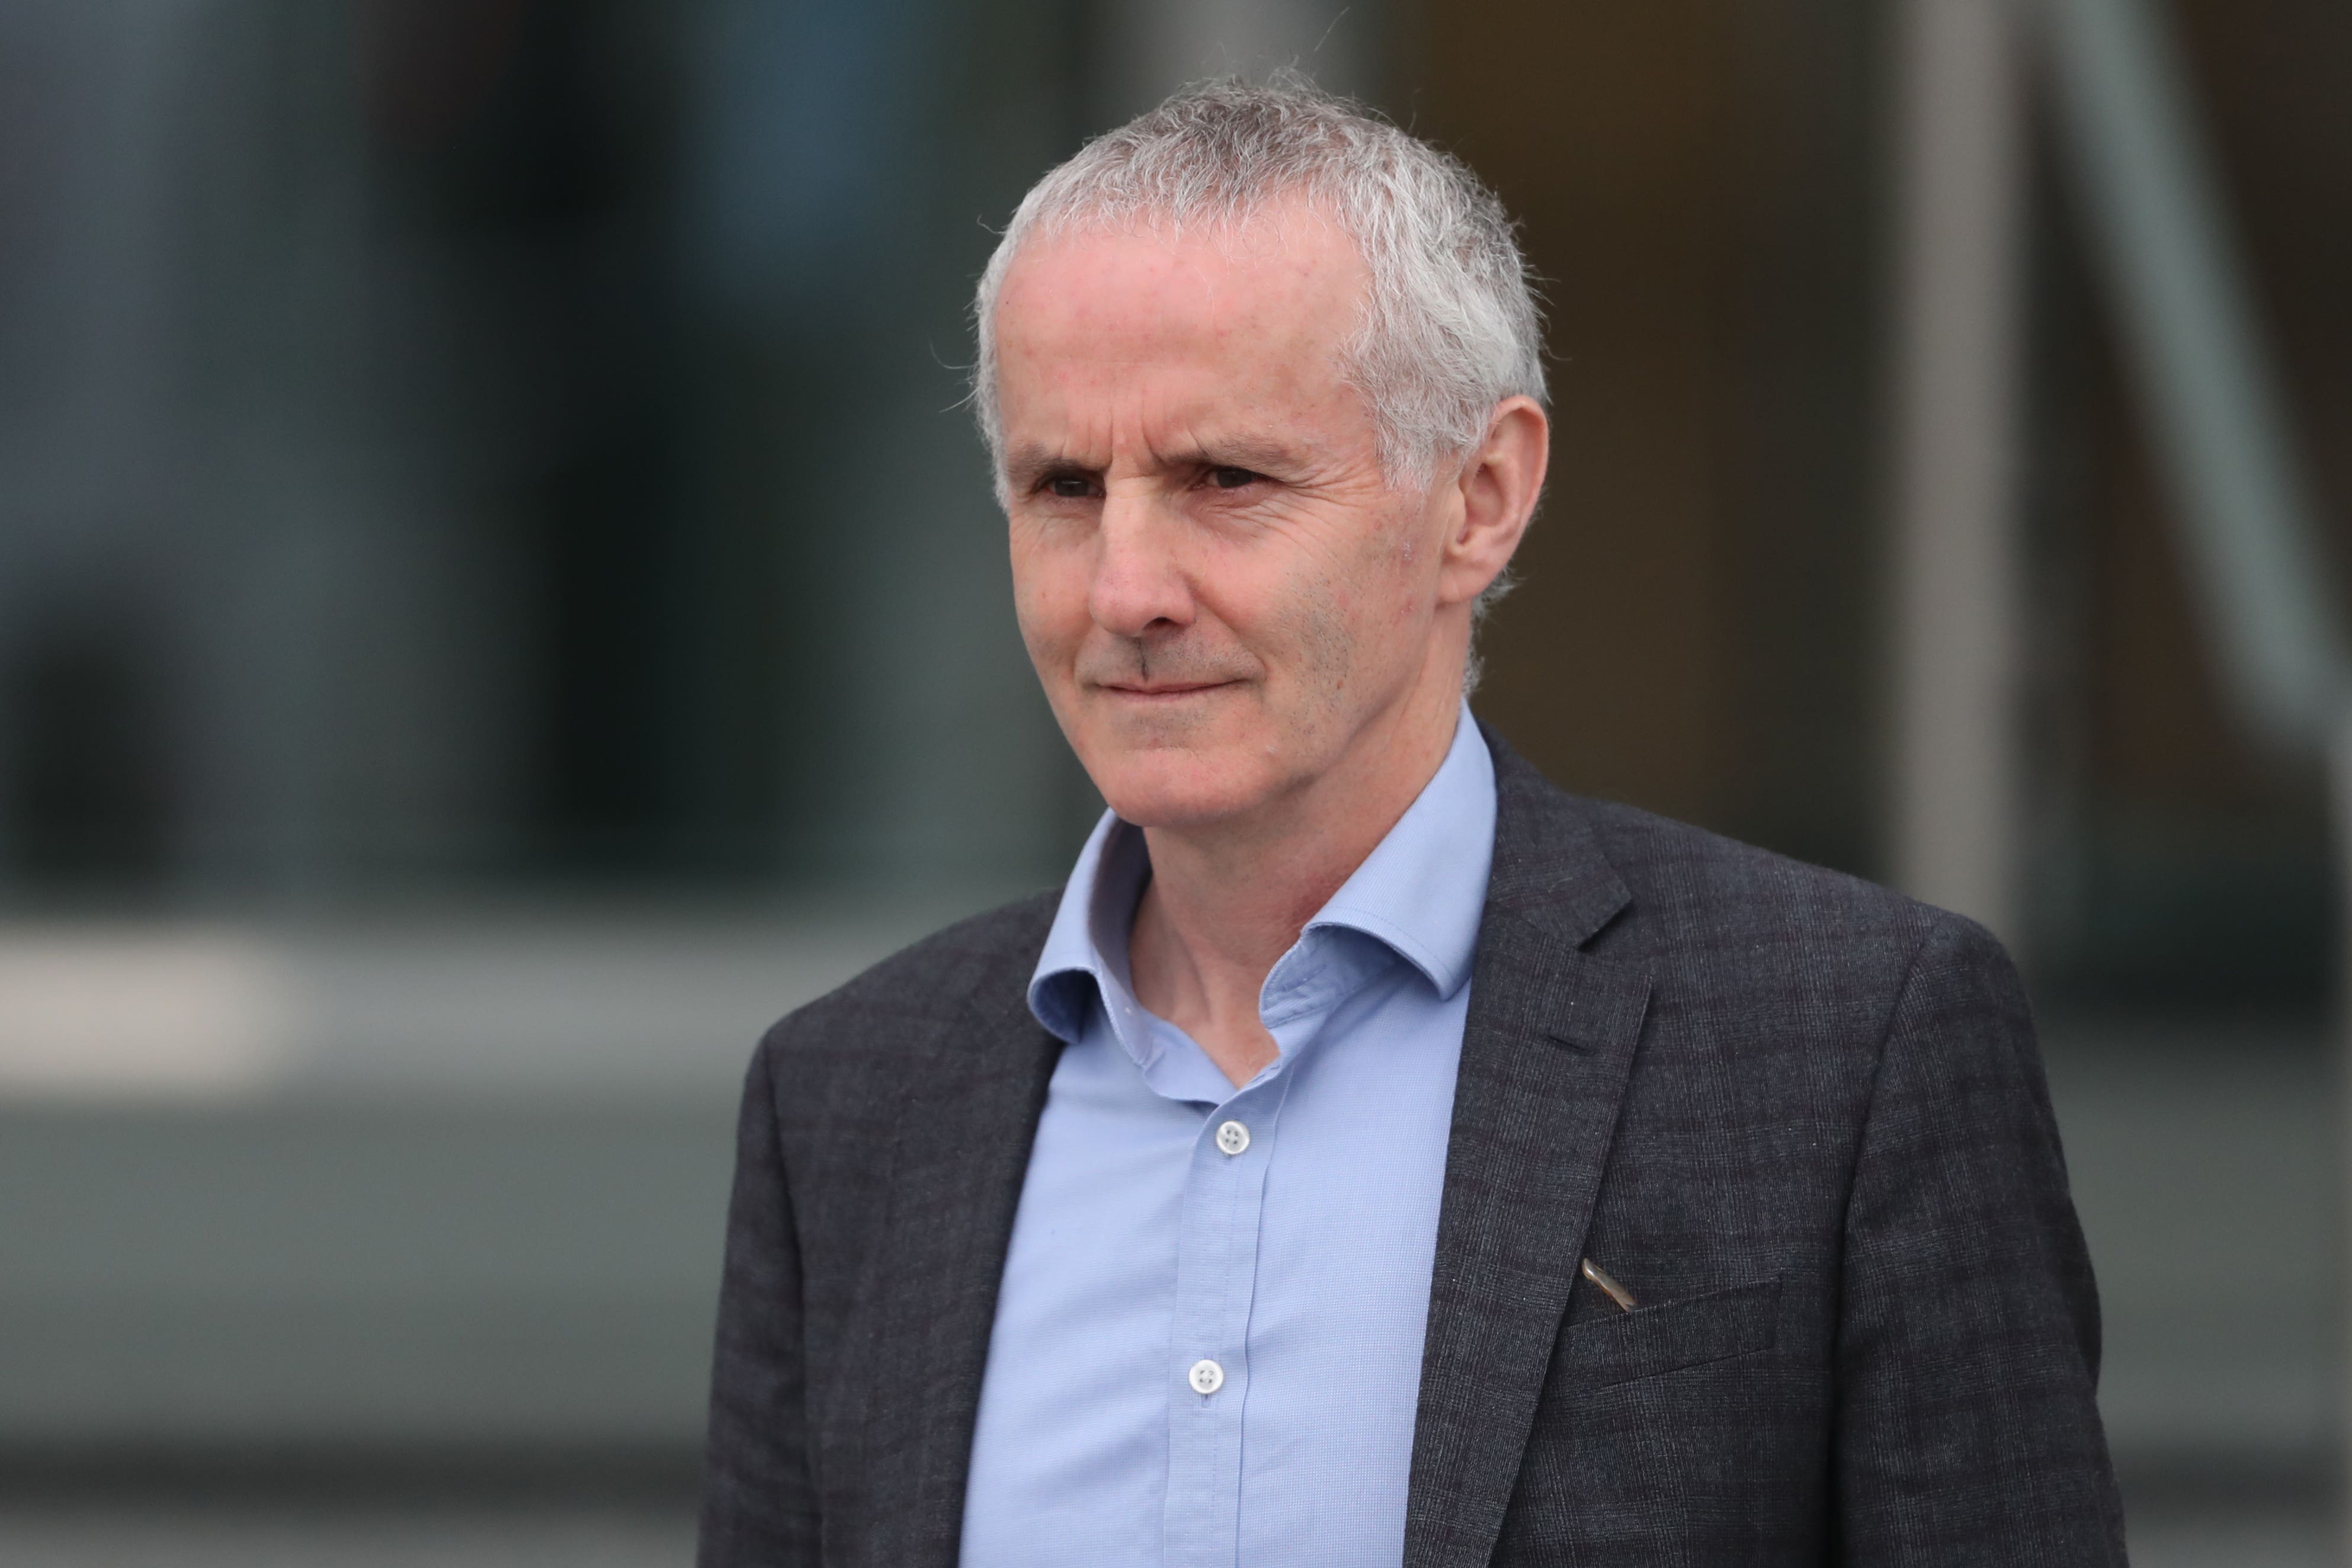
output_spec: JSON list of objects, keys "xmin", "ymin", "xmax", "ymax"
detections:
[{"xmin": 1100, "ymin": 680, "xmax": 1233, "ymax": 697}]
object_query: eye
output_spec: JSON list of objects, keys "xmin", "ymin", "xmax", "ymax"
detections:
[
  {"xmin": 1043, "ymin": 473, "xmax": 1097, "ymax": 499},
  {"xmin": 1210, "ymin": 466, "xmax": 1262, "ymax": 490}
]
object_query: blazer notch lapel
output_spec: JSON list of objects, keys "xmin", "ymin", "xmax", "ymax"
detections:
[
  {"xmin": 1404, "ymin": 908, "xmax": 1652, "ymax": 1568},
  {"xmin": 848, "ymin": 986, "xmax": 1060, "ymax": 1568}
]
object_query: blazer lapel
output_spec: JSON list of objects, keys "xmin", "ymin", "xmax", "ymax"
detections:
[
  {"xmin": 853, "ymin": 982, "xmax": 1061, "ymax": 1568},
  {"xmin": 1403, "ymin": 736, "xmax": 1652, "ymax": 1568}
]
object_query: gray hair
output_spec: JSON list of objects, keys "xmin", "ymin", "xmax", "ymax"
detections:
[{"xmin": 970, "ymin": 77, "xmax": 1547, "ymax": 497}]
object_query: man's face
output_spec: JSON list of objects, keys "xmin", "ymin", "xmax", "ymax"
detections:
[{"xmin": 992, "ymin": 205, "xmax": 1467, "ymax": 832}]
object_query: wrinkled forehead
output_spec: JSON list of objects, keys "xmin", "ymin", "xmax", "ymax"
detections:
[{"xmin": 987, "ymin": 226, "xmax": 1380, "ymax": 477}]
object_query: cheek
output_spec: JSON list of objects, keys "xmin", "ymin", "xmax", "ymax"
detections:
[
  {"xmin": 1263, "ymin": 568, "xmax": 1357, "ymax": 710},
  {"xmin": 1326, "ymin": 511, "xmax": 1434, "ymax": 641},
  {"xmin": 1009, "ymin": 530, "xmax": 1090, "ymax": 662},
  {"xmin": 1248, "ymin": 514, "xmax": 1431, "ymax": 704}
]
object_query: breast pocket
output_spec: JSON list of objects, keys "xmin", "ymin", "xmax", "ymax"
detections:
[{"xmin": 1561, "ymin": 1275, "xmax": 1783, "ymax": 1389}]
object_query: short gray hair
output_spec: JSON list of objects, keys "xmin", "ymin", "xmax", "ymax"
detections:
[{"xmin": 970, "ymin": 78, "xmax": 1547, "ymax": 493}]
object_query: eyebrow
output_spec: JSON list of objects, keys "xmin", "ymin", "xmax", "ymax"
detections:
[
  {"xmin": 1183, "ymin": 435, "xmax": 1308, "ymax": 474},
  {"xmin": 1002, "ymin": 444, "xmax": 1082, "ymax": 492},
  {"xmin": 1001, "ymin": 435, "xmax": 1310, "ymax": 490}
]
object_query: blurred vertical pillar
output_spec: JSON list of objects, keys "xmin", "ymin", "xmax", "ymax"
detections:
[{"xmin": 1887, "ymin": 0, "xmax": 2027, "ymax": 941}]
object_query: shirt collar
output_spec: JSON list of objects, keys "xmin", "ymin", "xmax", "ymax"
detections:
[
  {"xmin": 1302, "ymin": 704, "xmax": 1495, "ymax": 999},
  {"xmin": 1028, "ymin": 704, "xmax": 1496, "ymax": 1044},
  {"xmin": 1029, "ymin": 807, "xmax": 1155, "ymax": 1047}
]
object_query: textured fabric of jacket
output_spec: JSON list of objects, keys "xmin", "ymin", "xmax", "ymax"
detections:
[{"xmin": 697, "ymin": 730, "xmax": 2127, "ymax": 1567}]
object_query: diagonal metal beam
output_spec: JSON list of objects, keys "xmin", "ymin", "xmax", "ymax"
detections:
[{"xmin": 2036, "ymin": 0, "xmax": 2347, "ymax": 749}]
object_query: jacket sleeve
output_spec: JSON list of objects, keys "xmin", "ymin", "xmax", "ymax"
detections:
[
  {"xmin": 698, "ymin": 1029, "xmax": 822, "ymax": 1566},
  {"xmin": 1833, "ymin": 915, "xmax": 2128, "ymax": 1564}
]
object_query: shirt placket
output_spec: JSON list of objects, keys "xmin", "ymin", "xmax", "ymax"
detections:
[{"xmin": 1161, "ymin": 1057, "xmax": 1294, "ymax": 1567}]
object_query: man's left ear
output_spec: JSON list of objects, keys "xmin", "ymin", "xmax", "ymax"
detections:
[{"xmin": 1438, "ymin": 396, "xmax": 1549, "ymax": 607}]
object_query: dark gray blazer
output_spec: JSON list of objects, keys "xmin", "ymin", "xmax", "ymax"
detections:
[{"xmin": 698, "ymin": 733, "xmax": 2126, "ymax": 1566}]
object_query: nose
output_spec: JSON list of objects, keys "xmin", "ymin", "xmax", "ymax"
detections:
[{"xmin": 1088, "ymin": 483, "xmax": 1194, "ymax": 639}]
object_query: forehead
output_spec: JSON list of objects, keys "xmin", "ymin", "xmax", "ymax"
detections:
[{"xmin": 990, "ymin": 204, "xmax": 1372, "ymax": 441}]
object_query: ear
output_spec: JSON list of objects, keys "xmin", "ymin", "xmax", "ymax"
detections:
[{"xmin": 1436, "ymin": 396, "xmax": 1549, "ymax": 608}]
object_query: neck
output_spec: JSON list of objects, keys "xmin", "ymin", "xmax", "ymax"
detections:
[{"xmin": 1126, "ymin": 652, "xmax": 1464, "ymax": 1085}]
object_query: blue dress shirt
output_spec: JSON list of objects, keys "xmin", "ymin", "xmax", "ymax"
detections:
[{"xmin": 960, "ymin": 708, "xmax": 1497, "ymax": 1567}]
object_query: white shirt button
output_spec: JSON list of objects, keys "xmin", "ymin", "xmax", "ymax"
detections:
[
  {"xmin": 1215, "ymin": 1120, "xmax": 1250, "ymax": 1156},
  {"xmin": 1188, "ymin": 1358, "xmax": 1225, "ymax": 1396}
]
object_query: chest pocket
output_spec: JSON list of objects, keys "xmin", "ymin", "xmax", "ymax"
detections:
[{"xmin": 1561, "ymin": 1275, "xmax": 1782, "ymax": 1389}]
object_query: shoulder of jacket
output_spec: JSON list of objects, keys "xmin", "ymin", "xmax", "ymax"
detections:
[
  {"xmin": 1565, "ymin": 796, "xmax": 1984, "ymax": 980},
  {"xmin": 1545, "ymin": 799, "xmax": 2023, "ymax": 1089}
]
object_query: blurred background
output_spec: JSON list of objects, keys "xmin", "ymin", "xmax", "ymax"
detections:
[{"xmin": 0, "ymin": 0, "xmax": 2344, "ymax": 1562}]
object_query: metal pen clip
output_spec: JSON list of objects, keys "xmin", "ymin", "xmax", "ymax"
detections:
[{"xmin": 1580, "ymin": 1258, "xmax": 1637, "ymax": 1313}]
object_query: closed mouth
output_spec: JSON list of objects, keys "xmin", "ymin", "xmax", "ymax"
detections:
[{"xmin": 1098, "ymin": 681, "xmax": 1235, "ymax": 698}]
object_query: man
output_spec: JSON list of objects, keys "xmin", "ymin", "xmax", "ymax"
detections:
[{"xmin": 699, "ymin": 81, "xmax": 2125, "ymax": 1566}]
